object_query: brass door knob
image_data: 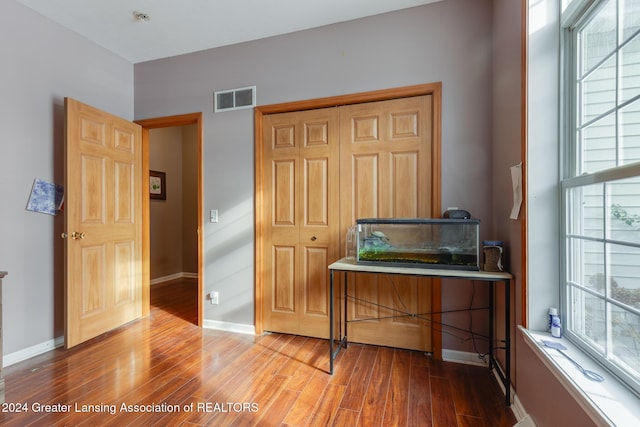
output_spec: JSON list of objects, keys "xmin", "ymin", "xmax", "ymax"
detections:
[{"xmin": 71, "ymin": 232, "xmax": 86, "ymax": 240}]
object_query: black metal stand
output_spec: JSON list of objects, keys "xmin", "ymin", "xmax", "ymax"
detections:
[{"xmin": 328, "ymin": 258, "xmax": 512, "ymax": 407}]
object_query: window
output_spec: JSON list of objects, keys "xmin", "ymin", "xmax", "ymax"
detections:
[
  {"xmin": 562, "ymin": 0, "xmax": 640, "ymax": 394},
  {"xmin": 563, "ymin": 0, "xmax": 576, "ymax": 12}
]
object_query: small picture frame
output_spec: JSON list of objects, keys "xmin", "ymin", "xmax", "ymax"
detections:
[{"xmin": 149, "ymin": 170, "xmax": 166, "ymax": 200}]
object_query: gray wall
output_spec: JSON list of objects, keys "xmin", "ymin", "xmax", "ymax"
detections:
[
  {"xmin": 492, "ymin": 0, "xmax": 525, "ymax": 389},
  {"xmin": 135, "ymin": 0, "xmax": 496, "ymax": 335},
  {"xmin": 150, "ymin": 127, "xmax": 184, "ymax": 279},
  {"xmin": 149, "ymin": 125, "xmax": 198, "ymax": 280},
  {"xmin": 0, "ymin": 0, "xmax": 133, "ymax": 356},
  {"xmin": 181, "ymin": 125, "xmax": 199, "ymax": 274}
]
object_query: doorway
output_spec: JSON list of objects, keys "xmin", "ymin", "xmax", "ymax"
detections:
[{"xmin": 136, "ymin": 113, "xmax": 204, "ymax": 326}]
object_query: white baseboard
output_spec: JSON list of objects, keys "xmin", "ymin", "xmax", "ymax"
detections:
[
  {"xmin": 203, "ymin": 319, "xmax": 256, "ymax": 336},
  {"xmin": 511, "ymin": 394, "xmax": 532, "ymax": 424},
  {"xmin": 150, "ymin": 272, "xmax": 198, "ymax": 286},
  {"xmin": 4, "ymin": 336, "xmax": 64, "ymax": 368},
  {"xmin": 442, "ymin": 349, "xmax": 489, "ymax": 367},
  {"xmin": 513, "ymin": 414, "xmax": 537, "ymax": 427},
  {"xmin": 488, "ymin": 360, "xmax": 525, "ymax": 423}
]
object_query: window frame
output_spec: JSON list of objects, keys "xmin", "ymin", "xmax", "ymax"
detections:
[{"xmin": 561, "ymin": 0, "xmax": 640, "ymax": 397}]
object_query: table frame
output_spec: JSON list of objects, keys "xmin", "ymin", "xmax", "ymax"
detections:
[{"xmin": 328, "ymin": 258, "xmax": 512, "ymax": 406}]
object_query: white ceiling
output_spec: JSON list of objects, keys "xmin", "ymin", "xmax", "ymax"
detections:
[{"xmin": 17, "ymin": 0, "xmax": 444, "ymax": 64}]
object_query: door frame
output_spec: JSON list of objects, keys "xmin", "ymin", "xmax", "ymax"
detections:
[
  {"xmin": 254, "ymin": 83, "xmax": 443, "ymax": 356},
  {"xmin": 136, "ymin": 113, "xmax": 204, "ymax": 326}
]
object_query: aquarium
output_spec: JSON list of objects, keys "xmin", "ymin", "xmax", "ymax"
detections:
[{"xmin": 355, "ymin": 218, "xmax": 480, "ymax": 270}]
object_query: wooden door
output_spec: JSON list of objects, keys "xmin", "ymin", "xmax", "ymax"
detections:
[
  {"xmin": 262, "ymin": 107, "xmax": 340, "ymax": 338},
  {"xmin": 64, "ymin": 98, "xmax": 143, "ymax": 348},
  {"xmin": 340, "ymin": 95, "xmax": 433, "ymax": 351}
]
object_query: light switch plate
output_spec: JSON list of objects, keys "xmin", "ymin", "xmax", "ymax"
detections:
[{"xmin": 210, "ymin": 209, "xmax": 218, "ymax": 223}]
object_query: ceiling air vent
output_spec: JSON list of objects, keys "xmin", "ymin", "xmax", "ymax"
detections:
[{"xmin": 214, "ymin": 86, "xmax": 256, "ymax": 112}]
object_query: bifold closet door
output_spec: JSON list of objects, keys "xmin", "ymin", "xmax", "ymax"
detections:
[
  {"xmin": 262, "ymin": 107, "xmax": 340, "ymax": 338},
  {"xmin": 339, "ymin": 95, "xmax": 434, "ymax": 351},
  {"xmin": 261, "ymin": 95, "xmax": 435, "ymax": 352}
]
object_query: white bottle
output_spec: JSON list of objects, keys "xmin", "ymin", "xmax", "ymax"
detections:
[
  {"xmin": 551, "ymin": 313, "xmax": 562, "ymax": 338},
  {"xmin": 548, "ymin": 307, "xmax": 558, "ymax": 332}
]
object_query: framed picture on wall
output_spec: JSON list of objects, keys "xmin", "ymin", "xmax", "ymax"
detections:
[{"xmin": 149, "ymin": 170, "xmax": 166, "ymax": 200}]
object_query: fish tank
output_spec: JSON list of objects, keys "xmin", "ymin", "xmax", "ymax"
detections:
[{"xmin": 355, "ymin": 218, "xmax": 480, "ymax": 270}]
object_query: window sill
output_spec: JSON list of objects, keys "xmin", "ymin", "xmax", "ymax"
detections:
[{"xmin": 519, "ymin": 326, "xmax": 640, "ymax": 427}]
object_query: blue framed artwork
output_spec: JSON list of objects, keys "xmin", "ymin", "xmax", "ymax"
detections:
[{"xmin": 26, "ymin": 178, "xmax": 64, "ymax": 216}]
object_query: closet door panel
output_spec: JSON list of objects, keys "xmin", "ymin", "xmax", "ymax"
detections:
[
  {"xmin": 263, "ymin": 108, "xmax": 339, "ymax": 338},
  {"xmin": 340, "ymin": 95, "xmax": 433, "ymax": 351}
]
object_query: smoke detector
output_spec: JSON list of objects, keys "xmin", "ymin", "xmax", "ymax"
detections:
[{"xmin": 133, "ymin": 11, "xmax": 150, "ymax": 22}]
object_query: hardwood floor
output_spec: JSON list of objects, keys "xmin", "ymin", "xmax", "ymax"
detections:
[{"xmin": 1, "ymin": 280, "xmax": 516, "ymax": 426}]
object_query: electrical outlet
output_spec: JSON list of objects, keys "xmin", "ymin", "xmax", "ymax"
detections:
[
  {"xmin": 210, "ymin": 291, "xmax": 219, "ymax": 305},
  {"xmin": 210, "ymin": 209, "xmax": 218, "ymax": 223}
]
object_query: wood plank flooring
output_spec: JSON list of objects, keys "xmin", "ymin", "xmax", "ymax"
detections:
[{"xmin": 1, "ymin": 280, "xmax": 516, "ymax": 426}]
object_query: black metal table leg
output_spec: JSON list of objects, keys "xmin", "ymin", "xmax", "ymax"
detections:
[
  {"xmin": 489, "ymin": 281, "xmax": 494, "ymax": 373},
  {"xmin": 329, "ymin": 269, "xmax": 334, "ymax": 374},
  {"xmin": 343, "ymin": 271, "xmax": 348, "ymax": 349},
  {"xmin": 505, "ymin": 278, "xmax": 511, "ymax": 406}
]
